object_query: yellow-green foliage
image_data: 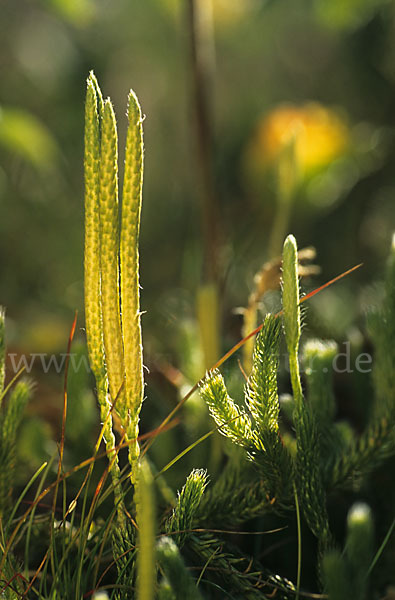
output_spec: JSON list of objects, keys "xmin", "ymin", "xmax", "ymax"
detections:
[
  {"xmin": 84, "ymin": 74, "xmax": 123, "ymax": 516},
  {"xmin": 84, "ymin": 72, "xmax": 145, "ymax": 484},
  {"xmin": 282, "ymin": 234, "xmax": 303, "ymax": 407},
  {"xmin": 200, "ymin": 314, "xmax": 293, "ymax": 504},
  {"xmin": 84, "ymin": 77, "xmax": 104, "ymax": 389},
  {"xmin": 99, "ymin": 99, "xmax": 125, "ymax": 411},
  {"xmin": 120, "ymin": 90, "xmax": 145, "ymax": 467},
  {"xmin": 166, "ymin": 469, "xmax": 208, "ymax": 548},
  {"xmin": 81, "ymin": 73, "xmax": 395, "ymax": 596}
]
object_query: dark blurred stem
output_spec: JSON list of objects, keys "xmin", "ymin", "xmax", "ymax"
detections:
[
  {"xmin": 187, "ymin": 0, "xmax": 220, "ymax": 283},
  {"xmin": 187, "ymin": 4, "xmax": 222, "ymax": 479}
]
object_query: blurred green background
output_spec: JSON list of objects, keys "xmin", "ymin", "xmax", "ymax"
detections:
[{"xmin": 1, "ymin": 0, "xmax": 395, "ymax": 463}]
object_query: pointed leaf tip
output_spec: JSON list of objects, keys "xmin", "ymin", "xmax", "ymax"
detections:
[{"xmin": 127, "ymin": 89, "xmax": 143, "ymax": 121}]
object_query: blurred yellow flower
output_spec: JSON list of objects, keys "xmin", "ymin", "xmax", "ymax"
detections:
[{"xmin": 248, "ymin": 102, "xmax": 350, "ymax": 178}]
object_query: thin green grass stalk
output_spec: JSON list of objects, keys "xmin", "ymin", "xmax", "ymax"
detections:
[
  {"xmin": 24, "ymin": 458, "xmax": 53, "ymax": 578},
  {"xmin": 293, "ymin": 482, "xmax": 301, "ymax": 600},
  {"xmin": 120, "ymin": 90, "xmax": 144, "ymax": 481},
  {"xmin": 49, "ymin": 531, "xmax": 59, "ymax": 587},
  {"xmin": 74, "ymin": 423, "xmax": 120, "ymax": 591},
  {"xmin": 91, "ymin": 508, "xmax": 120, "ymax": 592},
  {"xmin": 61, "ymin": 457, "xmax": 69, "ymax": 587},
  {"xmin": 1, "ymin": 462, "xmax": 49, "ymax": 598},
  {"xmin": 49, "ymin": 452, "xmax": 63, "ymax": 585},
  {"xmin": 155, "ymin": 428, "xmax": 214, "ymax": 478},
  {"xmin": 51, "ymin": 470, "xmax": 113, "ymax": 599},
  {"xmin": 0, "ymin": 447, "xmax": 82, "ymax": 585},
  {"xmin": 75, "ymin": 456, "xmax": 119, "ymax": 595},
  {"xmin": 367, "ymin": 516, "xmax": 395, "ymax": 577},
  {"xmin": 136, "ymin": 460, "xmax": 156, "ymax": 600},
  {"xmin": 49, "ymin": 313, "xmax": 78, "ymax": 589},
  {"xmin": 84, "ymin": 73, "xmax": 124, "ymax": 520},
  {"xmin": 59, "ymin": 496, "xmax": 120, "ymax": 597},
  {"xmin": 5, "ymin": 464, "xmax": 47, "ymax": 542}
]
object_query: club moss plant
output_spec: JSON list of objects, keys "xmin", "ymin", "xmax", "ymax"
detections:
[
  {"xmin": 0, "ymin": 74, "xmax": 394, "ymax": 599},
  {"xmin": 84, "ymin": 71, "xmax": 144, "ymax": 493}
]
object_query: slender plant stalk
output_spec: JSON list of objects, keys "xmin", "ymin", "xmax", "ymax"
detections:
[
  {"xmin": 367, "ymin": 517, "xmax": 395, "ymax": 576},
  {"xmin": 282, "ymin": 235, "xmax": 303, "ymax": 408},
  {"xmin": 136, "ymin": 460, "xmax": 156, "ymax": 600},
  {"xmin": 187, "ymin": 0, "xmax": 219, "ymax": 283},
  {"xmin": 293, "ymin": 482, "xmax": 301, "ymax": 600},
  {"xmin": 84, "ymin": 79, "xmax": 104, "ymax": 388},
  {"xmin": 120, "ymin": 90, "xmax": 145, "ymax": 481},
  {"xmin": 196, "ymin": 282, "xmax": 220, "ymax": 371},
  {"xmin": 282, "ymin": 234, "xmax": 332, "ymax": 552},
  {"xmin": 99, "ymin": 98, "xmax": 126, "ymax": 409},
  {"xmin": 187, "ymin": 0, "xmax": 222, "ymax": 378}
]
